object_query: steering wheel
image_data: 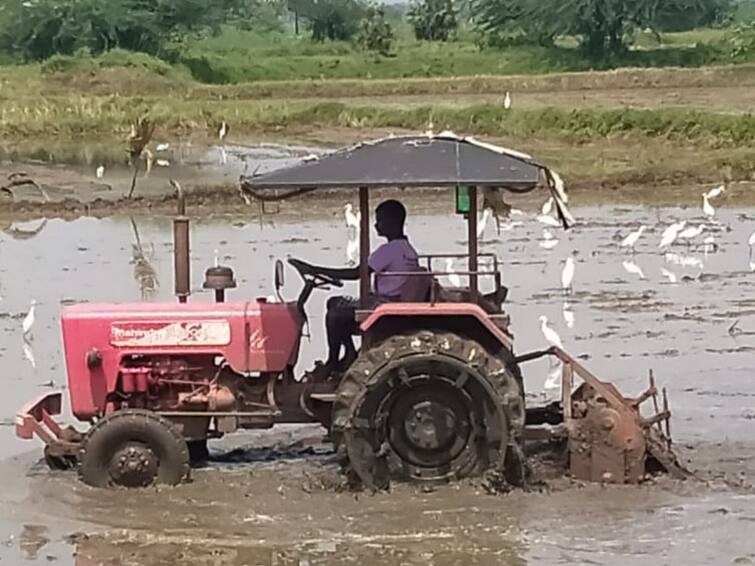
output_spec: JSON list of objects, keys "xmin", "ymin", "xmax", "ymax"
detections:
[{"xmin": 288, "ymin": 258, "xmax": 344, "ymax": 288}]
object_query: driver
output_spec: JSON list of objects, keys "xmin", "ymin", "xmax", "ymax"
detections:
[{"xmin": 292, "ymin": 199, "xmax": 420, "ymax": 376}]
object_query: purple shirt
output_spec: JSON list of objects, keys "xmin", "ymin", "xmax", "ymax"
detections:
[{"xmin": 368, "ymin": 238, "xmax": 420, "ymax": 299}]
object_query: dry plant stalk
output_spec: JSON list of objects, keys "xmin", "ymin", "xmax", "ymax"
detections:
[{"xmin": 127, "ymin": 117, "xmax": 156, "ymax": 199}]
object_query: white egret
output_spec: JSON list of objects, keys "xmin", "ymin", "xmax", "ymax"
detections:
[
  {"xmin": 22, "ymin": 299, "xmax": 36, "ymax": 337},
  {"xmin": 218, "ymin": 121, "xmax": 229, "ymax": 141},
  {"xmin": 561, "ymin": 255, "xmax": 576, "ymax": 293},
  {"xmin": 537, "ymin": 214, "xmax": 561, "ymax": 228},
  {"xmin": 660, "ymin": 267, "xmax": 678, "ymax": 284},
  {"xmin": 622, "ymin": 260, "xmax": 646, "ymax": 280},
  {"xmin": 445, "ymin": 258, "xmax": 462, "ymax": 288},
  {"xmin": 155, "ymin": 159, "xmax": 170, "ymax": 167},
  {"xmin": 620, "ymin": 225, "xmax": 646, "ymax": 252},
  {"xmin": 95, "ymin": 165, "xmax": 105, "ymax": 179},
  {"xmin": 155, "ymin": 143, "xmax": 170, "ymax": 152},
  {"xmin": 658, "ymin": 221, "xmax": 686, "ymax": 249},
  {"xmin": 503, "ymin": 91, "xmax": 512, "ymax": 110},
  {"xmin": 702, "ymin": 194, "xmax": 715, "ymax": 219},
  {"xmin": 541, "ymin": 197, "xmax": 554, "ymax": 216},
  {"xmin": 344, "ymin": 204, "xmax": 360, "ymax": 230},
  {"xmin": 704, "ymin": 184, "xmax": 725, "ymax": 200},
  {"xmin": 678, "ymin": 224, "xmax": 705, "ymax": 241},
  {"xmin": 748, "ymin": 229, "xmax": 755, "ymax": 258},
  {"xmin": 539, "ymin": 315, "xmax": 563, "ymax": 349},
  {"xmin": 477, "ymin": 208, "xmax": 492, "ymax": 239}
]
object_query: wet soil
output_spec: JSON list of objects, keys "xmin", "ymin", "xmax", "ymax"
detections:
[
  {"xmin": 2, "ymin": 134, "xmax": 755, "ymax": 226},
  {"xmin": 1, "ymin": 194, "xmax": 755, "ymax": 564},
  {"xmin": 337, "ymin": 84, "xmax": 755, "ymax": 114}
]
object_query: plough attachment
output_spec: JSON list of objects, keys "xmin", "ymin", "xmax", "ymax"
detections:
[{"xmin": 522, "ymin": 347, "xmax": 690, "ymax": 484}]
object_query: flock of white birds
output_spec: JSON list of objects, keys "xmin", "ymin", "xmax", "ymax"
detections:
[
  {"xmin": 341, "ymin": 180, "xmax": 755, "ymax": 394},
  {"xmin": 93, "ymin": 121, "xmax": 230, "ymax": 179},
  {"xmin": 537, "ymin": 183, "xmax": 755, "ymax": 392}
]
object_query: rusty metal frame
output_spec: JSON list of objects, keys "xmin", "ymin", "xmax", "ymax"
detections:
[
  {"xmin": 515, "ymin": 346, "xmax": 687, "ymax": 481},
  {"xmin": 16, "ymin": 392, "xmax": 82, "ymax": 457}
]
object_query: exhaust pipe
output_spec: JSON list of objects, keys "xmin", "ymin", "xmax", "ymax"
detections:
[{"xmin": 170, "ymin": 180, "xmax": 190, "ymax": 303}]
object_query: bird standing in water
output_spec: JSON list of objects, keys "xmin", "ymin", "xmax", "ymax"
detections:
[{"xmin": 620, "ymin": 225, "xmax": 646, "ymax": 253}]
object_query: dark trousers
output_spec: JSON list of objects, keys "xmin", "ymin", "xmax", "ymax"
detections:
[{"xmin": 325, "ymin": 296, "xmax": 360, "ymax": 366}]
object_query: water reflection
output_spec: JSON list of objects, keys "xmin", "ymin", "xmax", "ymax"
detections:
[
  {"xmin": 129, "ymin": 217, "xmax": 159, "ymax": 300},
  {"xmin": 3, "ymin": 218, "xmax": 48, "ymax": 240}
]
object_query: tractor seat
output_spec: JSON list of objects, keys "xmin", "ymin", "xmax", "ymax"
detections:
[
  {"xmin": 433, "ymin": 285, "xmax": 508, "ymax": 314},
  {"xmin": 399, "ymin": 268, "xmax": 433, "ymax": 302}
]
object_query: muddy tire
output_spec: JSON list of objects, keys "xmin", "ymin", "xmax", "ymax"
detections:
[
  {"xmin": 43, "ymin": 446, "xmax": 77, "ymax": 471},
  {"xmin": 78, "ymin": 409, "xmax": 190, "ymax": 488},
  {"xmin": 332, "ymin": 331, "xmax": 525, "ymax": 489}
]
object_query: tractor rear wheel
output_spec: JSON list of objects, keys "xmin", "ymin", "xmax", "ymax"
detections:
[
  {"xmin": 332, "ymin": 331, "xmax": 525, "ymax": 489},
  {"xmin": 78, "ymin": 409, "xmax": 190, "ymax": 488}
]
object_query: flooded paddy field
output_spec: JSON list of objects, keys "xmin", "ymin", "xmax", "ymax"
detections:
[{"xmin": 1, "ymin": 198, "xmax": 755, "ymax": 565}]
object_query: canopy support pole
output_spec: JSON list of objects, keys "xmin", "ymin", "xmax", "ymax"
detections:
[
  {"xmin": 359, "ymin": 186, "xmax": 370, "ymax": 308},
  {"xmin": 468, "ymin": 185, "xmax": 478, "ymax": 302}
]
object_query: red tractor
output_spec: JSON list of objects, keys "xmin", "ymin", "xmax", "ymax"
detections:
[{"xmin": 16, "ymin": 134, "xmax": 686, "ymax": 488}]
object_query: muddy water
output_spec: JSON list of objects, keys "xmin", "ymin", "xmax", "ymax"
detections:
[
  {"xmin": 0, "ymin": 141, "xmax": 324, "ymax": 203},
  {"xmin": 1, "ymin": 202, "xmax": 755, "ymax": 565}
]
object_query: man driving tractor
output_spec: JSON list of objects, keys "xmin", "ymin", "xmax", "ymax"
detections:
[{"xmin": 291, "ymin": 199, "xmax": 420, "ymax": 376}]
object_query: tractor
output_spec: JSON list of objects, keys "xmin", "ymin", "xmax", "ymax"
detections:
[{"xmin": 16, "ymin": 134, "xmax": 686, "ymax": 488}]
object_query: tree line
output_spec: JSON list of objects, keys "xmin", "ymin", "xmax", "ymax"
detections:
[{"xmin": 0, "ymin": 0, "xmax": 743, "ymax": 61}]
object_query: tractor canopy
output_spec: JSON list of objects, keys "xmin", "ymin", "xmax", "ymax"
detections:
[{"xmin": 242, "ymin": 133, "xmax": 541, "ymax": 190}]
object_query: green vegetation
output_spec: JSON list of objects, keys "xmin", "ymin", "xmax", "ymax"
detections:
[
  {"xmin": 471, "ymin": 0, "xmax": 731, "ymax": 56},
  {"xmin": 0, "ymin": 0, "xmax": 754, "ymax": 85},
  {"xmin": 357, "ymin": 4, "xmax": 395, "ymax": 54},
  {"xmin": 290, "ymin": 0, "xmax": 364, "ymax": 41},
  {"xmin": 407, "ymin": 0, "xmax": 458, "ymax": 41},
  {"xmin": 0, "ymin": 0, "xmax": 277, "ymax": 60}
]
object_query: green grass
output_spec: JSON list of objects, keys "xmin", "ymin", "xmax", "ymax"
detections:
[
  {"xmin": 161, "ymin": 26, "xmax": 739, "ymax": 84},
  {"xmin": 2, "ymin": 87, "xmax": 755, "ymax": 149},
  {"xmin": 1, "ymin": 23, "xmax": 751, "ymax": 84}
]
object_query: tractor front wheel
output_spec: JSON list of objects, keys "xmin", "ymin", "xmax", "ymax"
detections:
[
  {"xmin": 78, "ymin": 409, "xmax": 190, "ymax": 488},
  {"xmin": 332, "ymin": 331, "xmax": 525, "ymax": 489}
]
